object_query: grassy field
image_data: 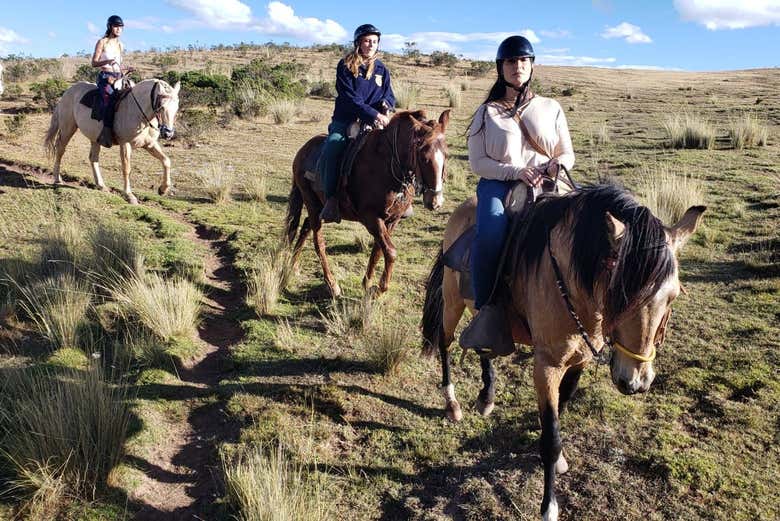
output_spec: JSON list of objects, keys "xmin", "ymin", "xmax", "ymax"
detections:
[{"xmin": 0, "ymin": 46, "xmax": 778, "ymax": 520}]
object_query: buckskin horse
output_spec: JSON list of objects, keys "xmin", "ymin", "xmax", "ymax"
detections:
[
  {"xmin": 44, "ymin": 79, "xmax": 180, "ymax": 205},
  {"xmin": 421, "ymin": 184, "xmax": 705, "ymax": 521},
  {"xmin": 285, "ymin": 109, "xmax": 450, "ymax": 297}
]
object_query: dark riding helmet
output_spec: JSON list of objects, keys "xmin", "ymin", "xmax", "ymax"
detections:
[
  {"xmin": 107, "ymin": 15, "xmax": 124, "ymax": 28},
  {"xmin": 353, "ymin": 24, "xmax": 381, "ymax": 46},
  {"xmin": 496, "ymin": 35, "xmax": 535, "ymax": 61}
]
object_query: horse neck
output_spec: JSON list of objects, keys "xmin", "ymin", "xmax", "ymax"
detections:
[{"xmin": 123, "ymin": 80, "xmax": 158, "ymax": 126}]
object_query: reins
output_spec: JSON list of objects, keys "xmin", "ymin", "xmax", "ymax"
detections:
[
  {"xmin": 129, "ymin": 80, "xmax": 162, "ymax": 128},
  {"xmin": 387, "ymin": 119, "xmax": 443, "ymax": 199}
]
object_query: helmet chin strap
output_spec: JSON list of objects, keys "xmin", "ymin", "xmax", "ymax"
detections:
[{"xmin": 500, "ymin": 69, "xmax": 534, "ymax": 116}]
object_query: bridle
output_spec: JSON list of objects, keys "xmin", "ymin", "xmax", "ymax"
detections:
[
  {"xmin": 129, "ymin": 80, "xmax": 168, "ymax": 130},
  {"xmin": 547, "ymin": 238, "xmax": 670, "ymax": 364},
  {"xmin": 387, "ymin": 120, "xmax": 443, "ymax": 200}
]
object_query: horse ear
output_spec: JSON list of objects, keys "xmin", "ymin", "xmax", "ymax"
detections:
[
  {"xmin": 605, "ymin": 211, "xmax": 626, "ymax": 249},
  {"xmin": 667, "ymin": 205, "xmax": 706, "ymax": 254},
  {"xmin": 438, "ymin": 109, "xmax": 451, "ymax": 133},
  {"xmin": 173, "ymin": 81, "xmax": 181, "ymax": 95}
]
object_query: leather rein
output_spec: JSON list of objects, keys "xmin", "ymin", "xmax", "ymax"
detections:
[{"xmin": 128, "ymin": 81, "xmax": 164, "ymax": 129}]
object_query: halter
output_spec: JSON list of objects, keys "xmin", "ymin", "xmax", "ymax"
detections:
[{"xmin": 547, "ymin": 238, "xmax": 667, "ymax": 364}]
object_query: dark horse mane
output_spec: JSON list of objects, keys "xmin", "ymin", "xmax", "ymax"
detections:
[{"xmin": 511, "ymin": 184, "xmax": 675, "ymax": 328}]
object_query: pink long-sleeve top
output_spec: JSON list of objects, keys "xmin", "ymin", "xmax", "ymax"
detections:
[{"xmin": 467, "ymin": 96, "xmax": 574, "ymax": 181}]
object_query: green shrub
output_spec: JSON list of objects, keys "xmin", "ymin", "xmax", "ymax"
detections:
[
  {"xmin": 2, "ymin": 83, "xmax": 24, "ymax": 100},
  {"xmin": 4, "ymin": 113, "xmax": 28, "ymax": 136},
  {"xmin": 308, "ymin": 80, "xmax": 336, "ymax": 98},
  {"xmin": 2, "ymin": 56, "xmax": 62, "ymax": 82},
  {"xmin": 72, "ymin": 63, "xmax": 96, "ymax": 83},
  {"xmin": 164, "ymin": 70, "xmax": 231, "ymax": 107},
  {"xmin": 469, "ymin": 61, "xmax": 494, "ymax": 77},
  {"xmin": 152, "ymin": 54, "xmax": 179, "ymax": 72},
  {"xmin": 176, "ymin": 108, "xmax": 219, "ymax": 144},
  {"xmin": 430, "ymin": 51, "xmax": 458, "ymax": 67},
  {"xmin": 30, "ymin": 78, "xmax": 69, "ymax": 111}
]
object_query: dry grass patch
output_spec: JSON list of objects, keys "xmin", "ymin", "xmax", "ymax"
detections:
[
  {"xmin": 728, "ymin": 113, "xmax": 769, "ymax": 149},
  {"xmin": 394, "ymin": 82, "xmax": 421, "ymax": 110},
  {"xmin": 39, "ymin": 224, "xmax": 83, "ymax": 278},
  {"xmin": 196, "ymin": 163, "xmax": 236, "ymax": 204},
  {"xmin": 320, "ymin": 295, "xmax": 374, "ymax": 339},
  {"xmin": 221, "ymin": 442, "xmax": 330, "ymax": 521},
  {"xmin": 246, "ymin": 247, "xmax": 295, "ymax": 316},
  {"xmin": 444, "ymin": 84, "xmax": 462, "ymax": 108},
  {"xmin": 243, "ymin": 170, "xmax": 268, "ymax": 203},
  {"xmin": 589, "ymin": 121, "xmax": 611, "ymax": 145},
  {"xmin": 269, "ymin": 99, "xmax": 301, "ymax": 124},
  {"xmin": 111, "ymin": 273, "xmax": 202, "ymax": 342},
  {"xmin": 663, "ymin": 112, "xmax": 716, "ymax": 149},
  {"xmin": 362, "ymin": 310, "xmax": 413, "ymax": 375},
  {"xmin": 638, "ymin": 165, "xmax": 705, "ymax": 225},
  {"xmin": 89, "ymin": 223, "xmax": 145, "ymax": 285}
]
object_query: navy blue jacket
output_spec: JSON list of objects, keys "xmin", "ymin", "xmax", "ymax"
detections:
[{"xmin": 332, "ymin": 58, "xmax": 395, "ymax": 125}]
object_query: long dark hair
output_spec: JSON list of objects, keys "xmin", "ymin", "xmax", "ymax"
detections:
[{"xmin": 467, "ymin": 64, "xmax": 535, "ymax": 136}]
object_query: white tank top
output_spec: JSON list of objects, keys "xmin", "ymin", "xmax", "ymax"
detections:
[{"xmin": 99, "ymin": 41, "xmax": 121, "ymax": 73}]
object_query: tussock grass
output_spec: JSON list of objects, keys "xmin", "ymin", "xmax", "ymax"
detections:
[
  {"xmin": 244, "ymin": 171, "xmax": 268, "ymax": 202},
  {"xmin": 269, "ymin": 99, "xmax": 301, "ymax": 124},
  {"xmin": 196, "ymin": 163, "xmax": 236, "ymax": 204},
  {"xmin": 221, "ymin": 442, "xmax": 329, "ymax": 521},
  {"xmin": 589, "ymin": 121, "xmax": 611, "ymax": 145},
  {"xmin": 663, "ymin": 112, "xmax": 716, "ymax": 149},
  {"xmin": 88, "ymin": 223, "xmax": 144, "ymax": 285},
  {"xmin": 444, "ymin": 84, "xmax": 462, "ymax": 109},
  {"xmin": 320, "ymin": 295, "xmax": 374, "ymax": 339},
  {"xmin": 728, "ymin": 113, "xmax": 769, "ymax": 149},
  {"xmin": 363, "ymin": 311, "xmax": 412, "ymax": 375},
  {"xmin": 111, "ymin": 273, "xmax": 202, "ymax": 342},
  {"xmin": 394, "ymin": 82, "xmax": 421, "ymax": 110},
  {"xmin": 638, "ymin": 165, "xmax": 705, "ymax": 225},
  {"xmin": 0, "ymin": 364, "xmax": 132, "ymax": 503},
  {"xmin": 447, "ymin": 160, "xmax": 469, "ymax": 191},
  {"xmin": 17, "ymin": 274, "xmax": 92, "ymax": 350},
  {"xmin": 121, "ymin": 326, "xmax": 172, "ymax": 368},
  {"xmin": 273, "ymin": 319, "xmax": 298, "ymax": 352},
  {"xmin": 39, "ymin": 224, "xmax": 83, "ymax": 277},
  {"xmin": 232, "ymin": 80, "xmax": 270, "ymax": 118},
  {"xmin": 246, "ymin": 247, "xmax": 295, "ymax": 316}
]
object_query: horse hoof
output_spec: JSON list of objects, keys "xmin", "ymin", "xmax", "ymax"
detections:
[
  {"xmin": 158, "ymin": 185, "xmax": 170, "ymax": 196},
  {"xmin": 555, "ymin": 453, "xmax": 569, "ymax": 475},
  {"xmin": 127, "ymin": 194, "xmax": 139, "ymax": 205},
  {"xmin": 542, "ymin": 497, "xmax": 559, "ymax": 521},
  {"xmin": 366, "ymin": 286, "xmax": 381, "ymax": 299},
  {"xmin": 99, "ymin": 185, "xmax": 110, "ymax": 192},
  {"xmin": 446, "ymin": 401, "xmax": 463, "ymax": 422},
  {"xmin": 330, "ymin": 285, "xmax": 342, "ymax": 299},
  {"xmin": 475, "ymin": 398, "xmax": 495, "ymax": 416}
]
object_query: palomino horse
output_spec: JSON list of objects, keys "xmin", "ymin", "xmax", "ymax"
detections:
[
  {"xmin": 285, "ymin": 109, "xmax": 450, "ymax": 297},
  {"xmin": 421, "ymin": 184, "xmax": 705, "ymax": 521},
  {"xmin": 44, "ymin": 79, "xmax": 181, "ymax": 204}
]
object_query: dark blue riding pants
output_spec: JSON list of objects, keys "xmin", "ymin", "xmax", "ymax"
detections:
[
  {"xmin": 96, "ymin": 71, "xmax": 118, "ymax": 127},
  {"xmin": 471, "ymin": 178, "xmax": 512, "ymax": 309},
  {"xmin": 318, "ymin": 120, "xmax": 349, "ymax": 198}
]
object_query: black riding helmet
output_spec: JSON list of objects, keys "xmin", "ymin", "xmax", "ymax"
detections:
[
  {"xmin": 495, "ymin": 35, "xmax": 536, "ymax": 111},
  {"xmin": 354, "ymin": 24, "xmax": 381, "ymax": 46},
  {"xmin": 107, "ymin": 15, "xmax": 124, "ymax": 29}
]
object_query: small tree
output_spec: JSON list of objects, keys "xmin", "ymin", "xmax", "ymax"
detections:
[{"xmin": 403, "ymin": 41, "xmax": 422, "ymax": 65}]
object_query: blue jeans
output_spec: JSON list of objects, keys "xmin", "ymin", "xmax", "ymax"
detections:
[
  {"xmin": 471, "ymin": 178, "xmax": 512, "ymax": 309},
  {"xmin": 318, "ymin": 120, "xmax": 349, "ymax": 198},
  {"xmin": 96, "ymin": 71, "xmax": 118, "ymax": 127}
]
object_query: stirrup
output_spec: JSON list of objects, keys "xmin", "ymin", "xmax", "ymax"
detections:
[{"xmin": 459, "ymin": 303, "xmax": 515, "ymax": 358}]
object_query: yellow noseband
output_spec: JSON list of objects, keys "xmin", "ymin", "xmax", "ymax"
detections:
[{"xmin": 611, "ymin": 340, "xmax": 656, "ymax": 363}]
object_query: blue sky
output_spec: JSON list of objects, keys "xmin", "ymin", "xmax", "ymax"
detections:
[{"xmin": 1, "ymin": 0, "xmax": 778, "ymax": 71}]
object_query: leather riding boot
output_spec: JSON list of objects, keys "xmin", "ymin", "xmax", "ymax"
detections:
[
  {"xmin": 459, "ymin": 303, "xmax": 515, "ymax": 358},
  {"xmin": 320, "ymin": 197, "xmax": 341, "ymax": 223},
  {"xmin": 98, "ymin": 126, "xmax": 113, "ymax": 148}
]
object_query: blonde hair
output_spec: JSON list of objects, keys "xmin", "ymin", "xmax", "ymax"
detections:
[{"xmin": 344, "ymin": 48, "xmax": 379, "ymax": 78}]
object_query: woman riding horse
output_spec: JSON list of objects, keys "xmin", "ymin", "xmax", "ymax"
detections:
[
  {"xmin": 459, "ymin": 35, "xmax": 574, "ymax": 354},
  {"xmin": 92, "ymin": 15, "xmax": 133, "ymax": 148},
  {"xmin": 318, "ymin": 23, "xmax": 396, "ymax": 223}
]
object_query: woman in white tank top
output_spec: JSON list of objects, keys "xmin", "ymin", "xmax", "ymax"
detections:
[{"xmin": 91, "ymin": 14, "xmax": 126, "ymax": 147}]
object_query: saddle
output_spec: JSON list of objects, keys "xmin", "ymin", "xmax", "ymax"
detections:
[
  {"xmin": 303, "ymin": 121, "xmax": 373, "ymax": 194},
  {"xmin": 79, "ymin": 85, "xmax": 132, "ymax": 122}
]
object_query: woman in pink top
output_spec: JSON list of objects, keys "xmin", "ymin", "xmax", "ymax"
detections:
[{"xmin": 460, "ymin": 35, "xmax": 574, "ymax": 351}]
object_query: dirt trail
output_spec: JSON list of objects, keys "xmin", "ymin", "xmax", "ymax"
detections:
[{"xmin": 0, "ymin": 160, "xmax": 245, "ymax": 519}]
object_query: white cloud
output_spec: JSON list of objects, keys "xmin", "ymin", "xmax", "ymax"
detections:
[
  {"xmin": 166, "ymin": 0, "xmax": 252, "ymax": 27},
  {"xmin": 537, "ymin": 53, "xmax": 617, "ymax": 66},
  {"xmin": 674, "ymin": 0, "xmax": 780, "ymax": 30},
  {"xmin": 87, "ymin": 22, "xmax": 100, "ymax": 34},
  {"xmin": 601, "ymin": 22, "xmax": 652, "ymax": 43},
  {"xmin": 615, "ymin": 64, "xmax": 684, "ymax": 71},
  {"xmin": 382, "ymin": 30, "xmax": 540, "ymax": 54},
  {"xmin": 251, "ymin": 2, "xmax": 346, "ymax": 43},
  {"xmin": 0, "ymin": 26, "xmax": 27, "ymax": 54},
  {"xmin": 540, "ymin": 29, "xmax": 571, "ymax": 38}
]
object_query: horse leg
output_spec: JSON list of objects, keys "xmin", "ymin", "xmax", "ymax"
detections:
[
  {"xmin": 311, "ymin": 218, "xmax": 341, "ymax": 298},
  {"xmin": 441, "ymin": 268, "xmax": 466, "ymax": 421},
  {"xmin": 88, "ymin": 141, "xmax": 108, "ymax": 191},
  {"xmin": 552, "ymin": 363, "xmax": 586, "ymax": 476},
  {"xmin": 119, "ymin": 143, "xmax": 138, "ymax": 205},
  {"xmin": 291, "ymin": 217, "xmax": 311, "ymax": 268},
  {"xmin": 144, "ymin": 141, "xmax": 173, "ymax": 196},
  {"xmin": 52, "ymin": 124, "xmax": 77, "ymax": 186},
  {"xmin": 375, "ymin": 220, "xmax": 398, "ymax": 293},
  {"xmin": 475, "ymin": 356, "xmax": 497, "ymax": 416},
  {"xmin": 362, "ymin": 241, "xmax": 382, "ymax": 290},
  {"xmin": 534, "ymin": 360, "xmax": 566, "ymax": 521}
]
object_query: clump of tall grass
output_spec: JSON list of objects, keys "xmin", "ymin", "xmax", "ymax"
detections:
[
  {"xmin": 728, "ymin": 113, "xmax": 769, "ymax": 149},
  {"xmin": 269, "ymin": 99, "xmax": 301, "ymax": 124},
  {"xmin": 638, "ymin": 165, "xmax": 705, "ymax": 225},
  {"xmin": 243, "ymin": 170, "xmax": 268, "ymax": 202},
  {"xmin": 39, "ymin": 224, "xmax": 83, "ymax": 277},
  {"xmin": 111, "ymin": 273, "xmax": 202, "ymax": 342},
  {"xmin": 663, "ymin": 112, "xmax": 716, "ymax": 149},
  {"xmin": 444, "ymin": 84, "xmax": 461, "ymax": 108},
  {"xmin": 196, "ymin": 163, "xmax": 236, "ymax": 203},
  {"xmin": 589, "ymin": 121, "xmax": 611, "ymax": 146},
  {"xmin": 320, "ymin": 295, "xmax": 374, "ymax": 338},
  {"xmin": 394, "ymin": 82, "xmax": 421, "ymax": 110},
  {"xmin": 0, "ymin": 364, "xmax": 133, "ymax": 505},
  {"xmin": 273, "ymin": 319, "xmax": 299, "ymax": 352},
  {"xmin": 120, "ymin": 326, "xmax": 172, "ymax": 368},
  {"xmin": 221, "ymin": 442, "xmax": 330, "ymax": 521},
  {"xmin": 88, "ymin": 223, "xmax": 144, "ymax": 285},
  {"xmin": 246, "ymin": 247, "xmax": 295, "ymax": 316},
  {"xmin": 232, "ymin": 80, "xmax": 270, "ymax": 118},
  {"xmin": 17, "ymin": 273, "xmax": 92, "ymax": 350},
  {"xmin": 364, "ymin": 314, "xmax": 412, "ymax": 375}
]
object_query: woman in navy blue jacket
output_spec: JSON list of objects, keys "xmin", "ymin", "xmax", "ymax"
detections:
[{"xmin": 319, "ymin": 23, "xmax": 396, "ymax": 223}]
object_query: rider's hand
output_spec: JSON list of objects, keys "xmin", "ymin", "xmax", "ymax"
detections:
[
  {"xmin": 375, "ymin": 113, "xmax": 390, "ymax": 128},
  {"xmin": 517, "ymin": 167, "xmax": 543, "ymax": 187},
  {"xmin": 545, "ymin": 158, "xmax": 561, "ymax": 177}
]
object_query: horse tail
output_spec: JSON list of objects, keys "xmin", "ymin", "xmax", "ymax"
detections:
[
  {"xmin": 284, "ymin": 183, "xmax": 304, "ymax": 246},
  {"xmin": 421, "ymin": 246, "xmax": 445, "ymax": 358},
  {"xmin": 44, "ymin": 102, "xmax": 61, "ymax": 159}
]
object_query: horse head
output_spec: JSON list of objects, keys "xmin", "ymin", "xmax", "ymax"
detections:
[
  {"xmin": 397, "ymin": 109, "xmax": 450, "ymax": 210},
  {"xmin": 604, "ymin": 205, "xmax": 706, "ymax": 394},
  {"xmin": 155, "ymin": 80, "xmax": 181, "ymax": 139}
]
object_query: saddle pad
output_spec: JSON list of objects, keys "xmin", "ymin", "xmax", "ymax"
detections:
[
  {"xmin": 79, "ymin": 89, "xmax": 104, "ymax": 121},
  {"xmin": 302, "ymin": 129, "xmax": 373, "ymax": 192}
]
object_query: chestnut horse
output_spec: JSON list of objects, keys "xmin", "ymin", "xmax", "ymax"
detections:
[
  {"xmin": 421, "ymin": 185, "xmax": 705, "ymax": 520},
  {"xmin": 285, "ymin": 110, "xmax": 450, "ymax": 297}
]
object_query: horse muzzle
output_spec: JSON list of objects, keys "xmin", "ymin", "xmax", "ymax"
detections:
[
  {"xmin": 160, "ymin": 125, "xmax": 175, "ymax": 139},
  {"xmin": 423, "ymin": 189, "xmax": 444, "ymax": 211}
]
